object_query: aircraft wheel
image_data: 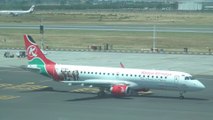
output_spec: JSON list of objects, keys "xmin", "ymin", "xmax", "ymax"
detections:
[
  {"xmin": 179, "ymin": 95, "xmax": 184, "ymax": 99},
  {"xmin": 179, "ymin": 91, "xmax": 185, "ymax": 99},
  {"xmin": 97, "ymin": 91, "xmax": 105, "ymax": 97},
  {"xmin": 97, "ymin": 88, "xmax": 106, "ymax": 97}
]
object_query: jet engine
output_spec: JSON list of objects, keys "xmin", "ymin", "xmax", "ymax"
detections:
[{"xmin": 110, "ymin": 85, "xmax": 131, "ymax": 96}]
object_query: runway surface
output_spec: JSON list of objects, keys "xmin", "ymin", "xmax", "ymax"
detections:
[
  {"xmin": 0, "ymin": 51, "xmax": 213, "ymax": 120},
  {"xmin": 0, "ymin": 24, "xmax": 213, "ymax": 33}
]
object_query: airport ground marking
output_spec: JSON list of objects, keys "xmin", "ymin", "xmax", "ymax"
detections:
[
  {"xmin": 36, "ymin": 79, "xmax": 52, "ymax": 84},
  {"xmin": 0, "ymin": 69, "xmax": 29, "ymax": 72},
  {"xmin": 0, "ymin": 82, "xmax": 49, "ymax": 91},
  {"xmin": 71, "ymin": 87, "xmax": 99, "ymax": 94},
  {"xmin": 138, "ymin": 91, "xmax": 153, "ymax": 96},
  {"xmin": 0, "ymin": 83, "xmax": 13, "ymax": 88},
  {"xmin": 0, "ymin": 95, "xmax": 20, "ymax": 100}
]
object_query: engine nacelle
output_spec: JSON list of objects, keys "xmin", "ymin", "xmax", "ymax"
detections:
[{"xmin": 110, "ymin": 85, "xmax": 131, "ymax": 96}]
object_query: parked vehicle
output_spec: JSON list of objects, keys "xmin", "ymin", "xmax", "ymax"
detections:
[
  {"xmin": 16, "ymin": 51, "xmax": 26, "ymax": 58},
  {"xmin": 4, "ymin": 51, "xmax": 14, "ymax": 58}
]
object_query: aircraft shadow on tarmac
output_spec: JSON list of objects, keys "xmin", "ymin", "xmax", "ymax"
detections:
[
  {"xmin": 23, "ymin": 87, "xmax": 133, "ymax": 101},
  {"xmin": 22, "ymin": 87, "xmax": 208, "ymax": 101},
  {"xmin": 136, "ymin": 95, "xmax": 209, "ymax": 101},
  {"xmin": 66, "ymin": 95, "xmax": 133, "ymax": 102},
  {"xmin": 66, "ymin": 94, "xmax": 209, "ymax": 102}
]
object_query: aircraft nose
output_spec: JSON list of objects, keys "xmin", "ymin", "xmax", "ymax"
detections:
[{"xmin": 195, "ymin": 80, "xmax": 205, "ymax": 90}]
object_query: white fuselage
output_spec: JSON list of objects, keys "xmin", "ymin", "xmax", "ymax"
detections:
[
  {"xmin": 54, "ymin": 64, "xmax": 205, "ymax": 92},
  {"xmin": 0, "ymin": 6, "xmax": 34, "ymax": 16}
]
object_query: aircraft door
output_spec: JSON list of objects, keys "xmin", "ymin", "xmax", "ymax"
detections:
[{"xmin": 174, "ymin": 75, "xmax": 180, "ymax": 89}]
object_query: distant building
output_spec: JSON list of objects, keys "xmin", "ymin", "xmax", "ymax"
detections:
[
  {"xmin": 203, "ymin": 1, "xmax": 213, "ymax": 10},
  {"xmin": 178, "ymin": 1, "xmax": 203, "ymax": 11}
]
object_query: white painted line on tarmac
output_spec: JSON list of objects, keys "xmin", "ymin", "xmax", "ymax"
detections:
[
  {"xmin": 0, "ymin": 65, "xmax": 19, "ymax": 68},
  {"xmin": 36, "ymin": 79, "xmax": 52, "ymax": 84},
  {"xmin": 0, "ymin": 95, "xmax": 20, "ymax": 100},
  {"xmin": 0, "ymin": 70, "xmax": 29, "ymax": 72}
]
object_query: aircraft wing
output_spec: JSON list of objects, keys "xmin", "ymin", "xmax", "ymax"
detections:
[
  {"xmin": 10, "ymin": 12, "xmax": 18, "ymax": 16},
  {"xmin": 62, "ymin": 79, "xmax": 136, "ymax": 88}
]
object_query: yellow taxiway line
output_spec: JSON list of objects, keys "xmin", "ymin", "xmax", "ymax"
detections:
[
  {"xmin": 0, "ymin": 95, "xmax": 20, "ymax": 100},
  {"xmin": 0, "ymin": 82, "xmax": 49, "ymax": 91}
]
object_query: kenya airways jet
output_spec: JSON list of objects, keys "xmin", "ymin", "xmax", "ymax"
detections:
[
  {"xmin": 24, "ymin": 34, "xmax": 205, "ymax": 99},
  {"xmin": 0, "ymin": 5, "xmax": 35, "ymax": 16}
]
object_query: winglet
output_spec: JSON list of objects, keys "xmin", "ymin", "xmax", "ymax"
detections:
[{"xmin": 120, "ymin": 62, "xmax": 125, "ymax": 68}]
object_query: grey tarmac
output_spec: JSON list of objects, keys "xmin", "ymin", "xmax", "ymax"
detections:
[{"xmin": 0, "ymin": 50, "xmax": 213, "ymax": 120}]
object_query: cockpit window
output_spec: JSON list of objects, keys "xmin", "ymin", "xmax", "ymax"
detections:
[{"xmin": 185, "ymin": 76, "xmax": 194, "ymax": 80}]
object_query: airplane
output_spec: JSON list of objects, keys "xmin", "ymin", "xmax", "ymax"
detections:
[
  {"xmin": 23, "ymin": 34, "xmax": 205, "ymax": 99},
  {"xmin": 0, "ymin": 5, "xmax": 35, "ymax": 16}
]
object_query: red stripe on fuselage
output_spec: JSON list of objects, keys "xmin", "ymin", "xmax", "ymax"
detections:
[{"xmin": 45, "ymin": 64, "xmax": 62, "ymax": 81}]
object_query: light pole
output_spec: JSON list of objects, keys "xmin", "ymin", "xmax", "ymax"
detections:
[
  {"xmin": 152, "ymin": 25, "xmax": 156, "ymax": 52},
  {"xmin": 40, "ymin": 18, "xmax": 44, "ymax": 50}
]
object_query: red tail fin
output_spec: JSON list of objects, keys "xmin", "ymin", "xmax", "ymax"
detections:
[
  {"xmin": 24, "ymin": 34, "xmax": 62, "ymax": 81},
  {"xmin": 23, "ymin": 34, "xmax": 55, "ymax": 65}
]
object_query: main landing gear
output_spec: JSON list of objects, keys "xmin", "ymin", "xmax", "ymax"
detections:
[
  {"xmin": 179, "ymin": 91, "xmax": 186, "ymax": 99},
  {"xmin": 97, "ymin": 88, "xmax": 106, "ymax": 97}
]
